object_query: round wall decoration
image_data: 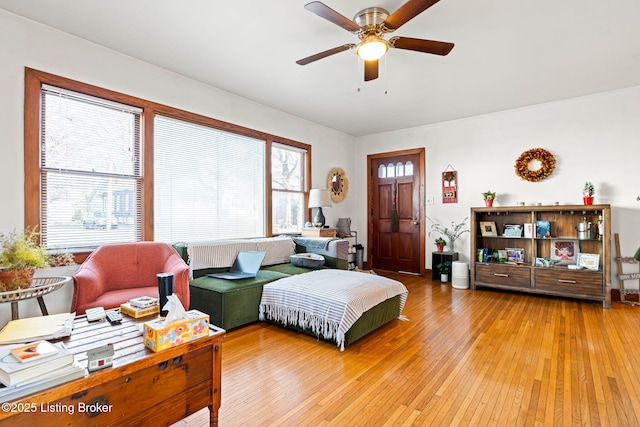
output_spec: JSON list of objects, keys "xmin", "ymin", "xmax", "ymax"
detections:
[
  {"xmin": 327, "ymin": 167, "xmax": 348, "ymax": 202},
  {"xmin": 514, "ymin": 148, "xmax": 556, "ymax": 182}
]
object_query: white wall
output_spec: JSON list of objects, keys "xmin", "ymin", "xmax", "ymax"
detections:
[
  {"xmin": 2, "ymin": 9, "xmax": 639, "ymax": 325},
  {"xmin": 356, "ymin": 87, "xmax": 640, "ymax": 287},
  {"xmin": 0, "ymin": 10, "xmax": 357, "ymax": 325}
]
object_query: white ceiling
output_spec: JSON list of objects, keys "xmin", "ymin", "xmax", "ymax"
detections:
[{"xmin": 1, "ymin": 0, "xmax": 639, "ymax": 136}]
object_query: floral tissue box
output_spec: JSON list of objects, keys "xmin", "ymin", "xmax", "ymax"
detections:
[{"xmin": 143, "ymin": 310, "xmax": 209, "ymax": 352}]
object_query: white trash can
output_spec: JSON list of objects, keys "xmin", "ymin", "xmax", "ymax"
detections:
[{"xmin": 451, "ymin": 261, "xmax": 469, "ymax": 289}]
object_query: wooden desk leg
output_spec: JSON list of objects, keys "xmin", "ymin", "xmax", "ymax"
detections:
[
  {"xmin": 10, "ymin": 301, "xmax": 18, "ymax": 320},
  {"xmin": 210, "ymin": 342, "xmax": 222, "ymax": 427},
  {"xmin": 36, "ymin": 296, "xmax": 49, "ymax": 316}
]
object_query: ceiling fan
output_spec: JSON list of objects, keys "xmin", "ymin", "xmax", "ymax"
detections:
[{"xmin": 296, "ymin": 0, "xmax": 454, "ymax": 81}]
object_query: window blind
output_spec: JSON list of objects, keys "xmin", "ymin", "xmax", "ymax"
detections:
[
  {"xmin": 154, "ymin": 115, "xmax": 265, "ymax": 242},
  {"xmin": 40, "ymin": 85, "xmax": 142, "ymax": 250}
]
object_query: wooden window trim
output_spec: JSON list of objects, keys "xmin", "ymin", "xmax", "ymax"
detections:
[{"xmin": 24, "ymin": 68, "xmax": 311, "ymax": 255}]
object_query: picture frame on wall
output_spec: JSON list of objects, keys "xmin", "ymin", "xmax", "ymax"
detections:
[
  {"xmin": 480, "ymin": 221, "xmax": 498, "ymax": 237},
  {"xmin": 550, "ymin": 239, "xmax": 579, "ymax": 264},
  {"xmin": 577, "ymin": 253, "xmax": 600, "ymax": 270}
]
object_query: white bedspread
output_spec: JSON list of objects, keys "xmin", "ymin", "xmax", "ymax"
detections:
[{"xmin": 259, "ymin": 269, "xmax": 408, "ymax": 350}]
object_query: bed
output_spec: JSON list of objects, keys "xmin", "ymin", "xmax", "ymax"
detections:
[{"xmin": 258, "ymin": 269, "xmax": 408, "ymax": 350}]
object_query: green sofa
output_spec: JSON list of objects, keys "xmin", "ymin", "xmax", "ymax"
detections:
[{"xmin": 174, "ymin": 236, "xmax": 348, "ymax": 330}]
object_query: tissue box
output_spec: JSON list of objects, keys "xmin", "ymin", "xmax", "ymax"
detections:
[{"xmin": 143, "ymin": 310, "xmax": 210, "ymax": 352}]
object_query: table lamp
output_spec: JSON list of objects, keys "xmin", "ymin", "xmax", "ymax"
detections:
[{"xmin": 308, "ymin": 189, "xmax": 331, "ymax": 227}]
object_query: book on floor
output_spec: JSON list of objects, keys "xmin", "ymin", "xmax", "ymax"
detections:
[{"xmin": 0, "ymin": 342, "xmax": 74, "ymax": 387}]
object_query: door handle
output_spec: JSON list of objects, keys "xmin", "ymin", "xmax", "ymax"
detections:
[{"xmin": 413, "ymin": 218, "xmax": 419, "ymax": 225}]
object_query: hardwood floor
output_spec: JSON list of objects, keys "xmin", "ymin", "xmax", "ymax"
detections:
[{"xmin": 216, "ymin": 271, "xmax": 640, "ymax": 426}]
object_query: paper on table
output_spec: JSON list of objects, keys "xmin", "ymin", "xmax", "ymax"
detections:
[{"xmin": 0, "ymin": 313, "xmax": 75, "ymax": 344}]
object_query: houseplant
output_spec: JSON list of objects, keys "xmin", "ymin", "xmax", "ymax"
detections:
[
  {"xmin": 435, "ymin": 237, "xmax": 446, "ymax": 252},
  {"xmin": 583, "ymin": 182, "xmax": 595, "ymax": 205},
  {"xmin": 0, "ymin": 228, "xmax": 49, "ymax": 291},
  {"xmin": 428, "ymin": 217, "xmax": 470, "ymax": 252},
  {"xmin": 482, "ymin": 190, "xmax": 496, "ymax": 207},
  {"xmin": 436, "ymin": 261, "xmax": 451, "ymax": 282}
]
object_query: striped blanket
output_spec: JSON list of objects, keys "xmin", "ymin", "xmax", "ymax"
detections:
[{"xmin": 259, "ymin": 269, "xmax": 408, "ymax": 351}]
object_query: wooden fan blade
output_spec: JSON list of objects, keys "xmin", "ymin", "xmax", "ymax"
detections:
[
  {"xmin": 296, "ymin": 44, "xmax": 355, "ymax": 65},
  {"xmin": 304, "ymin": 1, "xmax": 362, "ymax": 32},
  {"xmin": 383, "ymin": 0, "xmax": 441, "ymax": 31},
  {"xmin": 364, "ymin": 60, "xmax": 379, "ymax": 81},
  {"xmin": 389, "ymin": 36, "xmax": 454, "ymax": 55}
]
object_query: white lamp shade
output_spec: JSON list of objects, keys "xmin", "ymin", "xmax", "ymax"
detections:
[{"xmin": 308, "ymin": 189, "xmax": 331, "ymax": 208}]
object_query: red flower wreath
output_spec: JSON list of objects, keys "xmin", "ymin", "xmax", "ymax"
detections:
[{"xmin": 514, "ymin": 148, "xmax": 556, "ymax": 182}]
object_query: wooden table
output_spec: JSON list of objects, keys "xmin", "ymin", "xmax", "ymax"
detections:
[
  {"xmin": 301, "ymin": 227, "xmax": 337, "ymax": 238},
  {"xmin": 0, "ymin": 314, "xmax": 225, "ymax": 426}
]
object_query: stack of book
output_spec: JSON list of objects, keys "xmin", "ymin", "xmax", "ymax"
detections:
[
  {"xmin": 120, "ymin": 296, "xmax": 159, "ymax": 318},
  {"xmin": 0, "ymin": 340, "xmax": 86, "ymax": 402}
]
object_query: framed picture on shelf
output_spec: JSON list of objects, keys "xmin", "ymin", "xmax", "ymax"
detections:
[
  {"xmin": 577, "ymin": 253, "xmax": 600, "ymax": 270},
  {"xmin": 550, "ymin": 239, "xmax": 579, "ymax": 264},
  {"xmin": 506, "ymin": 247, "xmax": 524, "ymax": 263},
  {"xmin": 480, "ymin": 221, "xmax": 498, "ymax": 237},
  {"xmin": 503, "ymin": 224, "xmax": 523, "ymax": 238}
]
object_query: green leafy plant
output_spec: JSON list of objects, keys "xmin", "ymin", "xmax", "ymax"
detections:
[
  {"xmin": 0, "ymin": 228, "xmax": 49, "ymax": 271},
  {"xmin": 428, "ymin": 217, "xmax": 469, "ymax": 252},
  {"xmin": 436, "ymin": 261, "xmax": 451, "ymax": 275},
  {"xmin": 434, "ymin": 237, "xmax": 446, "ymax": 246},
  {"xmin": 482, "ymin": 190, "xmax": 496, "ymax": 200},
  {"xmin": 0, "ymin": 228, "xmax": 50, "ymax": 291},
  {"xmin": 583, "ymin": 181, "xmax": 595, "ymax": 197}
]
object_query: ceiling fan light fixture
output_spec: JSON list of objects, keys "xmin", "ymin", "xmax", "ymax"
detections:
[{"xmin": 356, "ymin": 36, "xmax": 388, "ymax": 61}]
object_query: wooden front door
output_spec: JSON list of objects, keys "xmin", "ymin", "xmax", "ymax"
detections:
[{"xmin": 368, "ymin": 149, "xmax": 424, "ymax": 274}]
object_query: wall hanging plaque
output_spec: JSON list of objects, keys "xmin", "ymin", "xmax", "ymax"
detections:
[{"xmin": 442, "ymin": 165, "xmax": 457, "ymax": 204}]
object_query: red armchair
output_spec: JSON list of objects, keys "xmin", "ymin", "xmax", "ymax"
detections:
[{"xmin": 71, "ymin": 242, "xmax": 190, "ymax": 315}]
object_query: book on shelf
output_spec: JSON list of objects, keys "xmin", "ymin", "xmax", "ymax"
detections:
[
  {"xmin": 0, "ymin": 313, "xmax": 74, "ymax": 345},
  {"xmin": 120, "ymin": 302, "xmax": 159, "ymax": 319},
  {"xmin": 0, "ymin": 362, "xmax": 86, "ymax": 402},
  {"xmin": 535, "ymin": 220, "xmax": 551, "ymax": 238},
  {"xmin": 0, "ymin": 342, "xmax": 74, "ymax": 387}
]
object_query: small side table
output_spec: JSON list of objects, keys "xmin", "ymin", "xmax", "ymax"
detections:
[
  {"xmin": 432, "ymin": 252, "xmax": 459, "ymax": 282},
  {"xmin": 301, "ymin": 227, "xmax": 337, "ymax": 238},
  {"xmin": 0, "ymin": 276, "xmax": 70, "ymax": 320}
]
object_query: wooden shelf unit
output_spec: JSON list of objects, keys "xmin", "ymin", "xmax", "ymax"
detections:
[{"xmin": 470, "ymin": 204, "xmax": 611, "ymax": 308}]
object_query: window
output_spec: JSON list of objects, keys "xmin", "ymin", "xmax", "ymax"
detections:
[
  {"xmin": 24, "ymin": 68, "xmax": 311, "ymax": 252},
  {"xmin": 271, "ymin": 142, "xmax": 307, "ymax": 234},
  {"xmin": 154, "ymin": 115, "xmax": 265, "ymax": 242},
  {"xmin": 39, "ymin": 84, "xmax": 142, "ymax": 250}
]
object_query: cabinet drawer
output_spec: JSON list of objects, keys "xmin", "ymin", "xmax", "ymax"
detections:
[
  {"xmin": 535, "ymin": 268, "xmax": 604, "ymax": 296},
  {"xmin": 4, "ymin": 346, "xmax": 213, "ymax": 426},
  {"xmin": 476, "ymin": 264, "xmax": 531, "ymax": 288}
]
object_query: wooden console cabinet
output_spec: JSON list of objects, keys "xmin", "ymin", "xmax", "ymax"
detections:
[
  {"xmin": 0, "ymin": 315, "xmax": 225, "ymax": 426},
  {"xmin": 470, "ymin": 204, "xmax": 611, "ymax": 308}
]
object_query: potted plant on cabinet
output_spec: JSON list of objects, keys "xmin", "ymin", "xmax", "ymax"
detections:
[
  {"xmin": 0, "ymin": 228, "xmax": 49, "ymax": 291},
  {"xmin": 583, "ymin": 181, "xmax": 595, "ymax": 205},
  {"xmin": 436, "ymin": 261, "xmax": 451, "ymax": 282},
  {"xmin": 435, "ymin": 237, "xmax": 446, "ymax": 252},
  {"xmin": 482, "ymin": 190, "xmax": 496, "ymax": 207}
]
